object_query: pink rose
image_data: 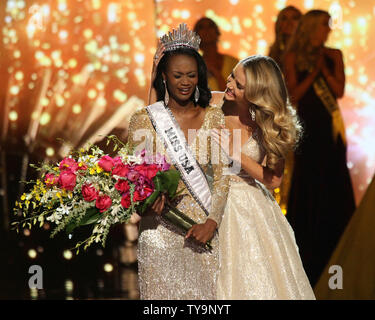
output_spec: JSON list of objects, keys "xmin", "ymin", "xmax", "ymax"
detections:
[
  {"xmin": 98, "ymin": 155, "xmax": 115, "ymax": 172},
  {"xmin": 95, "ymin": 194, "xmax": 112, "ymax": 213},
  {"xmin": 81, "ymin": 184, "xmax": 98, "ymax": 202},
  {"xmin": 127, "ymin": 170, "xmax": 140, "ymax": 182},
  {"xmin": 113, "ymin": 156, "xmax": 123, "ymax": 166},
  {"xmin": 121, "ymin": 193, "xmax": 131, "ymax": 209},
  {"xmin": 44, "ymin": 173, "xmax": 58, "ymax": 187},
  {"xmin": 115, "ymin": 179, "xmax": 130, "ymax": 194},
  {"xmin": 58, "ymin": 170, "xmax": 77, "ymax": 191},
  {"xmin": 59, "ymin": 158, "xmax": 79, "ymax": 172},
  {"xmin": 112, "ymin": 162, "xmax": 130, "ymax": 177}
]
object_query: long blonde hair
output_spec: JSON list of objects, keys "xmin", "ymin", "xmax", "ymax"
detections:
[
  {"xmin": 241, "ymin": 55, "xmax": 302, "ymax": 171},
  {"xmin": 268, "ymin": 6, "xmax": 302, "ymax": 67},
  {"xmin": 286, "ymin": 10, "xmax": 330, "ymax": 71}
]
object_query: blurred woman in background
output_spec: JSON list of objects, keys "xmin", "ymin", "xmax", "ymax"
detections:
[
  {"xmin": 283, "ymin": 10, "xmax": 355, "ymax": 287},
  {"xmin": 268, "ymin": 6, "xmax": 302, "ymax": 214},
  {"xmin": 194, "ymin": 17, "xmax": 239, "ymax": 91}
]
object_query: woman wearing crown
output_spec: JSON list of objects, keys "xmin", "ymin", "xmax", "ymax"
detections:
[{"xmin": 127, "ymin": 24, "xmax": 229, "ymax": 299}]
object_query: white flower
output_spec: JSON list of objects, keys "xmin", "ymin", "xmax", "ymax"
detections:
[
  {"xmin": 111, "ymin": 205, "xmax": 121, "ymax": 217},
  {"xmin": 125, "ymin": 155, "xmax": 142, "ymax": 164},
  {"xmin": 56, "ymin": 204, "xmax": 71, "ymax": 215},
  {"xmin": 46, "ymin": 212, "xmax": 63, "ymax": 224}
]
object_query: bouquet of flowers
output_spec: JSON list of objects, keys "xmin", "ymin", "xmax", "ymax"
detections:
[{"xmin": 12, "ymin": 135, "xmax": 196, "ymax": 253}]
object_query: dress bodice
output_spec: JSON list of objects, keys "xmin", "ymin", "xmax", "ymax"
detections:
[{"xmin": 234, "ymin": 130, "xmax": 266, "ymax": 182}]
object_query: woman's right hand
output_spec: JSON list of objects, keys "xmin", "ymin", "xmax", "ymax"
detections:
[{"xmin": 315, "ymin": 48, "xmax": 326, "ymax": 73}]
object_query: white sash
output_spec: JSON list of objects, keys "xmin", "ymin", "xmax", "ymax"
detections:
[{"xmin": 146, "ymin": 102, "xmax": 212, "ymax": 216}]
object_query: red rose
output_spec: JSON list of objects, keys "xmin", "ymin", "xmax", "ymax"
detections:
[
  {"xmin": 121, "ymin": 193, "xmax": 131, "ymax": 209},
  {"xmin": 115, "ymin": 179, "xmax": 130, "ymax": 194},
  {"xmin": 133, "ymin": 186, "xmax": 153, "ymax": 202},
  {"xmin": 81, "ymin": 184, "xmax": 98, "ymax": 202},
  {"xmin": 78, "ymin": 162, "xmax": 88, "ymax": 171},
  {"xmin": 59, "ymin": 158, "xmax": 79, "ymax": 172},
  {"xmin": 44, "ymin": 173, "xmax": 58, "ymax": 187},
  {"xmin": 145, "ymin": 164, "xmax": 160, "ymax": 179},
  {"xmin": 95, "ymin": 194, "xmax": 112, "ymax": 213},
  {"xmin": 112, "ymin": 162, "xmax": 130, "ymax": 177},
  {"xmin": 134, "ymin": 164, "xmax": 160, "ymax": 180},
  {"xmin": 58, "ymin": 170, "xmax": 77, "ymax": 191},
  {"xmin": 98, "ymin": 155, "xmax": 115, "ymax": 172}
]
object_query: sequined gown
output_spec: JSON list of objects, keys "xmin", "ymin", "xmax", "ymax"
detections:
[
  {"xmin": 215, "ymin": 106, "xmax": 316, "ymax": 300},
  {"xmin": 127, "ymin": 105, "xmax": 229, "ymax": 300}
]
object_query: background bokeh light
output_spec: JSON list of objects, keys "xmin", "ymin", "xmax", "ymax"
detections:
[{"xmin": 1, "ymin": 0, "xmax": 373, "ymax": 208}]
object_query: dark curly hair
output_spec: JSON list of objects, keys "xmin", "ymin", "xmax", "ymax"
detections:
[{"xmin": 153, "ymin": 48, "xmax": 212, "ymax": 108}]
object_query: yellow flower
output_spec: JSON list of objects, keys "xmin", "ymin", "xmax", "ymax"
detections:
[
  {"xmin": 20, "ymin": 194, "xmax": 26, "ymax": 201},
  {"xmin": 96, "ymin": 165, "xmax": 103, "ymax": 174}
]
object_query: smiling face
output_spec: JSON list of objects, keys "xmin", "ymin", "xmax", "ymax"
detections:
[
  {"xmin": 163, "ymin": 54, "xmax": 198, "ymax": 104},
  {"xmin": 224, "ymin": 63, "xmax": 248, "ymax": 105}
]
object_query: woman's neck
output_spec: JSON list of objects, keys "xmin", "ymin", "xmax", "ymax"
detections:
[
  {"xmin": 222, "ymin": 100, "xmax": 253, "ymax": 126},
  {"xmin": 168, "ymin": 98, "xmax": 197, "ymax": 115},
  {"xmin": 201, "ymin": 44, "xmax": 220, "ymax": 57}
]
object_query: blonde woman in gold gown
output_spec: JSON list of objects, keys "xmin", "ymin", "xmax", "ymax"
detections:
[{"xmin": 211, "ymin": 55, "xmax": 315, "ymax": 299}]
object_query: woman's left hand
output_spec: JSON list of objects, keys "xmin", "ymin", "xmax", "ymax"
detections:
[
  {"xmin": 152, "ymin": 41, "xmax": 165, "ymax": 76},
  {"xmin": 185, "ymin": 218, "xmax": 217, "ymax": 245}
]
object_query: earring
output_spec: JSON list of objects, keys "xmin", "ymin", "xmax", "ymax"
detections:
[
  {"xmin": 249, "ymin": 106, "xmax": 256, "ymax": 122},
  {"xmin": 194, "ymin": 86, "xmax": 200, "ymax": 103},
  {"xmin": 163, "ymin": 80, "xmax": 169, "ymax": 105}
]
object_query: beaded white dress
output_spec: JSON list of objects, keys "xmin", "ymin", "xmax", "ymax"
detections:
[
  {"xmin": 215, "ymin": 102, "xmax": 316, "ymax": 300},
  {"xmin": 127, "ymin": 105, "xmax": 229, "ymax": 300}
]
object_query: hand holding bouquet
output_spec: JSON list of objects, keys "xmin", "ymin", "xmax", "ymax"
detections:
[{"xmin": 12, "ymin": 136, "xmax": 212, "ymax": 252}]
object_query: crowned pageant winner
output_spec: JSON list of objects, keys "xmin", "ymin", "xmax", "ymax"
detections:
[{"xmin": 127, "ymin": 24, "xmax": 229, "ymax": 299}]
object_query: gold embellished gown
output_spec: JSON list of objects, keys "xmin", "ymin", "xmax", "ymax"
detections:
[
  {"xmin": 215, "ymin": 114, "xmax": 316, "ymax": 300},
  {"xmin": 127, "ymin": 105, "xmax": 229, "ymax": 300}
]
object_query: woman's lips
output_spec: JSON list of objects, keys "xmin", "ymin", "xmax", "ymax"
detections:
[
  {"xmin": 178, "ymin": 88, "xmax": 192, "ymax": 95},
  {"xmin": 225, "ymin": 88, "xmax": 235, "ymax": 97}
]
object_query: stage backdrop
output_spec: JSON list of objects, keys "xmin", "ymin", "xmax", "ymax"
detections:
[{"xmin": 1, "ymin": 0, "xmax": 374, "ymax": 206}]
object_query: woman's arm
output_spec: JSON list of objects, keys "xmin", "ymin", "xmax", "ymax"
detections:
[
  {"xmin": 211, "ymin": 128, "xmax": 284, "ymax": 190},
  {"xmin": 321, "ymin": 48, "xmax": 345, "ymax": 98},
  {"xmin": 186, "ymin": 108, "xmax": 230, "ymax": 244},
  {"xmin": 148, "ymin": 42, "xmax": 165, "ymax": 105},
  {"xmin": 238, "ymin": 152, "xmax": 284, "ymax": 189},
  {"xmin": 284, "ymin": 51, "xmax": 322, "ymax": 104}
]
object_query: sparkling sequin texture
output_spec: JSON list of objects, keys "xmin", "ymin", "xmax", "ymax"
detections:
[
  {"xmin": 127, "ymin": 105, "xmax": 229, "ymax": 300},
  {"xmin": 215, "ymin": 103, "xmax": 316, "ymax": 300}
]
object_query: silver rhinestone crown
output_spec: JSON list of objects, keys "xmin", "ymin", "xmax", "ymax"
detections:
[{"xmin": 160, "ymin": 23, "xmax": 201, "ymax": 52}]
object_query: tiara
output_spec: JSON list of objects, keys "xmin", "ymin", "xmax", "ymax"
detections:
[{"xmin": 160, "ymin": 23, "xmax": 201, "ymax": 52}]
